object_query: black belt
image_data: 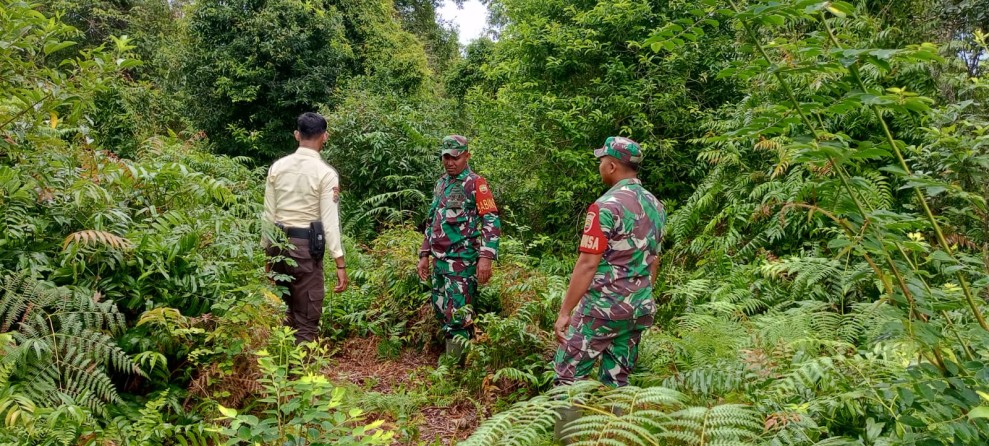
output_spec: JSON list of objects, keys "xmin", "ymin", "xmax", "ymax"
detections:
[{"xmin": 282, "ymin": 226, "xmax": 310, "ymax": 239}]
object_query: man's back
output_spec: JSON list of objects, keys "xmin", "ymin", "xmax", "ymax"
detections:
[
  {"xmin": 265, "ymin": 148, "xmax": 338, "ymax": 230},
  {"xmin": 262, "ymin": 112, "xmax": 347, "ymax": 344},
  {"xmin": 553, "ymin": 136, "xmax": 659, "ymax": 393},
  {"xmin": 596, "ymin": 180, "xmax": 664, "ymax": 268},
  {"xmin": 579, "ymin": 178, "xmax": 665, "ymax": 320}
]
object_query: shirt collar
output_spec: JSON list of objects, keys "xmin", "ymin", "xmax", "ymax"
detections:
[
  {"xmin": 608, "ymin": 177, "xmax": 641, "ymax": 193},
  {"xmin": 295, "ymin": 147, "xmax": 321, "ymax": 158},
  {"xmin": 445, "ymin": 166, "xmax": 472, "ymax": 182}
]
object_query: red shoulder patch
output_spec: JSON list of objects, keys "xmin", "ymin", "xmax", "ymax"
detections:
[
  {"xmin": 579, "ymin": 203, "xmax": 606, "ymax": 254},
  {"xmin": 475, "ymin": 178, "xmax": 498, "ymax": 215}
]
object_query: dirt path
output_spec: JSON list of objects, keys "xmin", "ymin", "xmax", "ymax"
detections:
[{"xmin": 325, "ymin": 337, "xmax": 482, "ymax": 445}]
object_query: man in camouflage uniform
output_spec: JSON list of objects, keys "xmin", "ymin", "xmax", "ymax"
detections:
[
  {"xmin": 553, "ymin": 136, "xmax": 665, "ymax": 387},
  {"xmin": 417, "ymin": 135, "xmax": 501, "ymax": 353}
]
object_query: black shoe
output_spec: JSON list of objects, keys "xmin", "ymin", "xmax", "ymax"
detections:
[{"xmin": 554, "ymin": 405, "xmax": 580, "ymax": 444}]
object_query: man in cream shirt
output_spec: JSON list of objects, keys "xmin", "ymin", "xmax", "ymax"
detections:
[{"xmin": 264, "ymin": 112, "xmax": 347, "ymax": 344}]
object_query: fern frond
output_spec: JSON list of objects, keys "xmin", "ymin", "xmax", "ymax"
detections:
[
  {"xmin": 62, "ymin": 230, "xmax": 133, "ymax": 251},
  {"xmin": 659, "ymin": 362, "xmax": 754, "ymax": 398},
  {"xmin": 465, "ymin": 382, "xmax": 693, "ymax": 446},
  {"xmin": 566, "ymin": 386, "xmax": 686, "ymax": 445},
  {"xmin": 0, "ymin": 272, "xmax": 138, "ymax": 416},
  {"xmin": 660, "ymin": 404, "xmax": 762, "ymax": 446},
  {"xmin": 494, "ymin": 367, "xmax": 543, "ymax": 387}
]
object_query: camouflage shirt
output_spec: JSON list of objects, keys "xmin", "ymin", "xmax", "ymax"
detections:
[
  {"xmin": 576, "ymin": 178, "xmax": 665, "ymax": 320},
  {"xmin": 420, "ymin": 167, "xmax": 501, "ymax": 262}
]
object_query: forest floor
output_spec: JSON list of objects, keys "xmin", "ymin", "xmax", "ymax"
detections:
[{"xmin": 325, "ymin": 337, "xmax": 483, "ymax": 445}]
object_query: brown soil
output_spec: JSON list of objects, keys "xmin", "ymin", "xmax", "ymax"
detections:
[
  {"xmin": 326, "ymin": 336, "xmax": 437, "ymax": 393},
  {"xmin": 325, "ymin": 336, "xmax": 483, "ymax": 445},
  {"xmin": 416, "ymin": 401, "xmax": 479, "ymax": 445}
]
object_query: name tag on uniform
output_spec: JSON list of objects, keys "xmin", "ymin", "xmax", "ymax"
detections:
[
  {"xmin": 447, "ymin": 184, "xmax": 466, "ymax": 209},
  {"xmin": 475, "ymin": 179, "xmax": 497, "ymax": 215}
]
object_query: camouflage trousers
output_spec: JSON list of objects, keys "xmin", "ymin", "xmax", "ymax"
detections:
[
  {"xmin": 430, "ymin": 259, "xmax": 477, "ymax": 339},
  {"xmin": 553, "ymin": 312, "xmax": 654, "ymax": 387}
]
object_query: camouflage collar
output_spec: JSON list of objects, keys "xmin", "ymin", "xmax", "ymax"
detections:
[
  {"xmin": 445, "ymin": 166, "xmax": 472, "ymax": 182},
  {"xmin": 608, "ymin": 177, "xmax": 641, "ymax": 193}
]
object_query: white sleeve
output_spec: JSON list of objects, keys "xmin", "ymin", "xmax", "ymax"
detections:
[
  {"xmin": 319, "ymin": 168, "xmax": 344, "ymax": 259},
  {"xmin": 262, "ymin": 166, "xmax": 276, "ymax": 247}
]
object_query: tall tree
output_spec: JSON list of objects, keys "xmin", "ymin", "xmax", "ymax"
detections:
[
  {"xmin": 394, "ymin": 0, "xmax": 462, "ymax": 74},
  {"xmin": 181, "ymin": 0, "xmax": 357, "ymax": 158},
  {"xmin": 333, "ymin": 0, "xmax": 433, "ymax": 96},
  {"xmin": 181, "ymin": 0, "xmax": 435, "ymax": 159}
]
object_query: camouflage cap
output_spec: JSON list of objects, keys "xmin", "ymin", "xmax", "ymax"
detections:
[
  {"xmin": 594, "ymin": 136, "xmax": 643, "ymax": 165},
  {"xmin": 441, "ymin": 135, "xmax": 469, "ymax": 157}
]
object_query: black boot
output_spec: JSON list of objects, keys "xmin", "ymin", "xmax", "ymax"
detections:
[
  {"xmin": 444, "ymin": 325, "xmax": 473, "ymax": 364},
  {"xmin": 554, "ymin": 405, "xmax": 580, "ymax": 444},
  {"xmin": 445, "ymin": 336, "xmax": 465, "ymax": 360}
]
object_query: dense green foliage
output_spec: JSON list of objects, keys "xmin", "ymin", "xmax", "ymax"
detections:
[
  {"xmin": 3, "ymin": 0, "xmax": 989, "ymax": 444},
  {"xmin": 180, "ymin": 0, "xmax": 437, "ymax": 159},
  {"xmin": 460, "ymin": 0, "xmax": 741, "ymax": 244},
  {"xmin": 181, "ymin": 0, "xmax": 356, "ymax": 158},
  {"xmin": 322, "ymin": 89, "xmax": 451, "ymax": 238},
  {"xmin": 462, "ymin": 0, "xmax": 989, "ymax": 444}
]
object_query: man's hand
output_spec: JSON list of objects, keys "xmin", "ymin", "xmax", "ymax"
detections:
[
  {"xmin": 554, "ymin": 313, "xmax": 571, "ymax": 345},
  {"xmin": 417, "ymin": 256, "xmax": 431, "ymax": 281},
  {"xmin": 477, "ymin": 257, "xmax": 493, "ymax": 284},
  {"xmin": 554, "ymin": 252, "xmax": 601, "ymax": 345},
  {"xmin": 333, "ymin": 268, "xmax": 348, "ymax": 292}
]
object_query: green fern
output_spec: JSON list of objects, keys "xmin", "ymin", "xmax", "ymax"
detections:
[
  {"xmin": 493, "ymin": 366, "xmax": 555, "ymax": 388},
  {"xmin": 659, "ymin": 404, "xmax": 762, "ymax": 446},
  {"xmin": 359, "ymin": 176, "xmax": 428, "ymax": 225},
  {"xmin": 657, "ymin": 361, "xmax": 755, "ymax": 400},
  {"xmin": 77, "ymin": 390, "xmax": 219, "ymax": 446},
  {"xmin": 563, "ymin": 385, "xmax": 686, "ymax": 446},
  {"xmin": 462, "ymin": 381, "xmax": 594, "ymax": 446},
  {"xmin": 464, "ymin": 381, "xmax": 764, "ymax": 446},
  {"xmin": 0, "ymin": 272, "xmax": 140, "ymax": 417}
]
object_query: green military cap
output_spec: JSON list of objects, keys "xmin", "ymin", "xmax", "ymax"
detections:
[
  {"xmin": 594, "ymin": 136, "xmax": 643, "ymax": 165},
  {"xmin": 441, "ymin": 135, "xmax": 469, "ymax": 157}
]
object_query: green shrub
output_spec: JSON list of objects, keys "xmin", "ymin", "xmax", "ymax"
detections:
[{"xmin": 215, "ymin": 328, "xmax": 394, "ymax": 445}]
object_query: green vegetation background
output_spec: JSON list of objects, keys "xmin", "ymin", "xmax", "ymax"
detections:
[{"xmin": 3, "ymin": 0, "xmax": 989, "ymax": 444}]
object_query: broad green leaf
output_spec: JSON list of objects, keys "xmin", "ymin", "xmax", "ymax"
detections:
[
  {"xmin": 830, "ymin": 1, "xmax": 856, "ymax": 16},
  {"xmin": 218, "ymin": 404, "xmax": 238, "ymax": 418},
  {"xmin": 43, "ymin": 40, "xmax": 75, "ymax": 55},
  {"xmin": 969, "ymin": 406, "xmax": 989, "ymax": 420},
  {"xmin": 763, "ymin": 15, "xmax": 785, "ymax": 26},
  {"xmin": 825, "ymin": 5, "xmax": 846, "ymax": 17}
]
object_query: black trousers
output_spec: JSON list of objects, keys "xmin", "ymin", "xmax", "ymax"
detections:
[{"xmin": 266, "ymin": 238, "xmax": 324, "ymax": 344}]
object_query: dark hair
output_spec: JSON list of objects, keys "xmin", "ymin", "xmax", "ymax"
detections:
[{"xmin": 297, "ymin": 112, "xmax": 327, "ymax": 139}]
